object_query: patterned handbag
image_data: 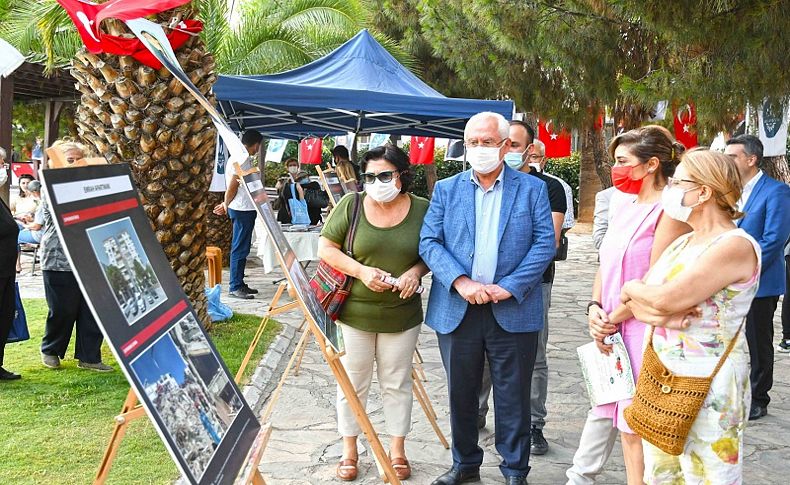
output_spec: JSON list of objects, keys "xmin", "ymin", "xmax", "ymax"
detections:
[
  {"xmin": 309, "ymin": 193, "xmax": 361, "ymax": 320},
  {"xmin": 624, "ymin": 319, "xmax": 745, "ymax": 455}
]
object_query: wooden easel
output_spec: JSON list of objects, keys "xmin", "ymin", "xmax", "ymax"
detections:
[{"xmin": 262, "ymin": 283, "xmax": 449, "ymax": 449}]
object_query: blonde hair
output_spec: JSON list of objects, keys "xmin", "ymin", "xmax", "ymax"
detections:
[{"xmin": 680, "ymin": 147, "xmax": 743, "ymax": 220}]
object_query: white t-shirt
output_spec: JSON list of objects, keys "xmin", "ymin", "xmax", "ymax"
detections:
[{"xmin": 226, "ymin": 157, "xmax": 255, "ymax": 211}]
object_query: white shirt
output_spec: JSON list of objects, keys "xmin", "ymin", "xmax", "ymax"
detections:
[
  {"xmin": 545, "ymin": 172, "xmax": 575, "ymax": 229},
  {"xmin": 226, "ymin": 156, "xmax": 256, "ymax": 211},
  {"xmin": 737, "ymin": 170, "xmax": 763, "ymax": 211}
]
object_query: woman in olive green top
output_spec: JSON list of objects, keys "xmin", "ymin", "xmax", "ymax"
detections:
[{"xmin": 318, "ymin": 145, "xmax": 429, "ymax": 481}]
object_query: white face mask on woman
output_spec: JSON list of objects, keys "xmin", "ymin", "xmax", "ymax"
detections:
[
  {"xmin": 287, "ymin": 166, "xmax": 299, "ymax": 175},
  {"xmin": 467, "ymin": 146, "xmax": 502, "ymax": 174},
  {"xmin": 661, "ymin": 185, "xmax": 701, "ymax": 222},
  {"xmin": 365, "ymin": 178, "xmax": 400, "ymax": 203}
]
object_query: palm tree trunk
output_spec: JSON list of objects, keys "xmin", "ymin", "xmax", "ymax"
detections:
[{"xmin": 70, "ymin": 11, "xmax": 215, "ymax": 326}]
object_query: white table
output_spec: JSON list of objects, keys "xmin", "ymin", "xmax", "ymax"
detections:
[{"xmin": 254, "ymin": 219, "xmax": 321, "ymax": 273}]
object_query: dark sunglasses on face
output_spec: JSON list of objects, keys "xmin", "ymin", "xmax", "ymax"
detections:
[{"xmin": 361, "ymin": 170, "xmax": 400, "ymax": 184}]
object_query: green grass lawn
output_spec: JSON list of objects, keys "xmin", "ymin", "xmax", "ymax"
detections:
[{"xmin": 0, "ymin": 299, "xmax": 280, "ymax": 484}]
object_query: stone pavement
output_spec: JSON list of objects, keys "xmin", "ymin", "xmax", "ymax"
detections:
[{"xmin": 14, "ymin": 229, "xmax": 788, "ymax": 484}]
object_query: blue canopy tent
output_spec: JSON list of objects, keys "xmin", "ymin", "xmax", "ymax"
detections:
[{"xmin": 213, "ymin": 30, "xmax": 514, "ymax": 140}]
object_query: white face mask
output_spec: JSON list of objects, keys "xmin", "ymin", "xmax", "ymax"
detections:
[
  {"xmin": 661, "ymin": 185, "xmax": 700, "ymax": 222},
  {"xmin": 365, "ymin": 179, "xmax": 400, "ymax": 203},
  {"xmin": 287, "ymin": 166, "xmax": 299, "ymax": 175},
  {"xmin": 529, "ymin": 162, "xmax": 542, "ymax": 172},
  {"xmin": 467, "ymin": 146, "xmax": 502, "ymax": 174}
]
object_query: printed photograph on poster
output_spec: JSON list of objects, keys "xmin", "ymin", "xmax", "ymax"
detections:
[
  {"xmin": 287, "ymin": 262, "xmax": 344, "ymax": 352},
  {"xmin": 130, "ymin": 313, "xmax": 243, "ymax": 482},
  {"xmin": 248, "ymin": 181, "xmax": 295, "ymax": 263},
  {"xmin": 86, "ymin": 217, "xmax": 166, "ymax": 325}
]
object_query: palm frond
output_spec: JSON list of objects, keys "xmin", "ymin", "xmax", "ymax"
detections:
[
  {"xmin": 195, "ymin": 0, "xmax": 230, "ymax": 62},
  {"xmin": 274, "ymin": 0, "xmax": 366, "ymax": 33},
  {"xmin": 1, "ymin": 0, "xmax": 79, "ymax": 72}
]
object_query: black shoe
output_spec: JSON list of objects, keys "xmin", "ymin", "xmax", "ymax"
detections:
[
  {"xmin": 506, "ymin": 477, "xmax": 527, "ymax": 485},
  {"xmin": 477, "ymin": 415, "xmax": 486, "ymax": 430},
  {"xmin": 0, "ymin": 367, "xmax": 21, "ymax": 380},
  {"xmin": 430, "ymin": 467, "xmax": 481, "ymax": 485},
  {"xmin": 242, "ymin": 284, "xmax": 259, "ymax": 295},
  {"xmin": 530, "ymin": 426, "xmax": 549, "ymax": 455},
  {"xmin": 229, "ymin": 289, "xmax": 254, "ymax": 300},
  {"xmin": 749, "ymin": 405, "xmax": 767, "ymax": 421}
]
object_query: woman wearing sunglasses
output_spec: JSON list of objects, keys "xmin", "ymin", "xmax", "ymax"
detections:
[{"xmin": 318, "ymin": 144, "xmax": 430, "ymax": 481}]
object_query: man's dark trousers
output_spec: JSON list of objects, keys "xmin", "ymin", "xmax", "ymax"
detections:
[
  {"xmin": 41, "ymin": 270, "xmax": 103, "ymax": 363},
  {"xmin": 746, "ymin": 296, "xmax": 779, "ymax": 408},
  {"xmin": 437, "ymin": 303, "xmax": 539, "ymax": 478}
]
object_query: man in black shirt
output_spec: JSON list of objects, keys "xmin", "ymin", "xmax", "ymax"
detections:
[{"xmin": 477, "ymin": 120, "xmax": 566, "ymax": 456}]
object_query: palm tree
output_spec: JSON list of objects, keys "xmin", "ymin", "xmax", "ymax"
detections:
[{"xmin": 1, "ymin": 0, "xmax": 412, "ymax": 325}]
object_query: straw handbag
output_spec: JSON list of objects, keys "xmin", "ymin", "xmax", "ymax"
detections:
[{"xmin": 624, "ymin": 319, "xmax": 745, "ymax": 455}]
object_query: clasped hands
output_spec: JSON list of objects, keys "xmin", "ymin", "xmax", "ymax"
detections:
[{"xmin": 453, "ymin": 276, "xmax": 511, "ymax": 305}]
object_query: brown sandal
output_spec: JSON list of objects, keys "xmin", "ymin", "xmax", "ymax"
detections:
[
  {"xmin": 390, "ymin": 456, "xmax": 411, "ymax": 480},
  {"xmin": 336, "ymin": 458, "xmax": 358, "ymax": 481}
]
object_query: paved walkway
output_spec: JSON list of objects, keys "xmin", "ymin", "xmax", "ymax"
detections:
[{"xmin": 14, "ymin": 229, "xmax": 788, "ymax": 484}]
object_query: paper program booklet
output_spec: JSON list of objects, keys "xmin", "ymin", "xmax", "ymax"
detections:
[{"xmin": 576, "ymin": 332, "xmax": 636, "ymax": 407}]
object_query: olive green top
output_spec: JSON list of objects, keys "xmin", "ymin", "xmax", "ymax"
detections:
[{"xmin": 321, "ymin": 192, "xmax": 429, "ymax": 333}]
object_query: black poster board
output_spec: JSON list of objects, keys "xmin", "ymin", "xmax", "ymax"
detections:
[
  {"xmin": 235, "ymin": 166, "xmax": 344, "ymax": 352},
  {"xmin": 40, "ymin": 164, "xmax": 260, "ymax": 485}
]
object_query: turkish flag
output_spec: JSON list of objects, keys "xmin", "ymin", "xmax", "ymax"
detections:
[
  {"xmin": 538, "ymin": 119, "xmax": 572, "ymax": 158},
  {"xmin": 299, "ymin": 138, "xmax": 323, "ymax": 165},
  {"xmin": 11, "ymin": 162, "xmax": 35, "ymax": 179},
  {"xmin": 56, "ymin": 0, "xmax": 197, "ymax": 69},
  {"xmin": 409, "ymin": 137, "xmax": 435, "ymax": 165},
  {"xmin": 673, "ymin": 103, "xmax": 698, "ymax": 148}
]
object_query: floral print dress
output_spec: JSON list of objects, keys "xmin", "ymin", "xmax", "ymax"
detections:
[{"xmin": 642, "ymin": 229, "xmax": 761, "ymax": 485}]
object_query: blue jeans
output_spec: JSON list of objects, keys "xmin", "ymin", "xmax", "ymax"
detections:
[{"xmin": 228, "ymin": 209, "xmax": 256, "ymax": 292}]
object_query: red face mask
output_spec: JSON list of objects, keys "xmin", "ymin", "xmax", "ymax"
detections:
[{"xmin": 611, "ymin": 165, "xmax": 646, "ymax": 194}]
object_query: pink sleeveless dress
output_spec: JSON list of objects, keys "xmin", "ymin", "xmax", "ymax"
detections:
[{"xmin": 593, "ymin": 197, "xmax": 663, "ymax": 433}]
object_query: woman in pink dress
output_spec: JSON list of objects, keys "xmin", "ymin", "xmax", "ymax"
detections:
[{"xmin": 566, "ymin": 126, "xmax": 691, "ymax": 485}]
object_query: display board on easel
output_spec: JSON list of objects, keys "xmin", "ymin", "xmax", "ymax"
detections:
[
  {"xmin": 40, "ymin": 162, "xmax": 262, "ymax": 485},
  {"xmin": 316, "ymin": 165, "xmax": 348, "ymax": 208}
]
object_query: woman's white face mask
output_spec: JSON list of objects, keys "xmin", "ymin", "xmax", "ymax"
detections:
[
  {"xmin": 661, "ymin": 185, "xmax": 702, "ymax": 222},
  {"xmin": 365, "ymin": 178, "xmax": 400, "ymax": 203}
]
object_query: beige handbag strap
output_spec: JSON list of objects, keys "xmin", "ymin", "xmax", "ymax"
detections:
[{"xmin": 645, "ymin": 315, "xmax": 746, "ymax": 380}]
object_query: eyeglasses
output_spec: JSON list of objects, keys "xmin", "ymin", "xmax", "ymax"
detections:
[
  {"xmin": 361, "ymin": 170, "xmax": 400, "ymax": 184},
  {"xmin": 666, "ymin": 177, "xmax": 699, "ymax": 188},
  {"xmin": 527, "ymin": 154, "xmax": 544, "ymax": 162},
  {"xmin": 464, "ymin": 138, "xmax": 506, "ymax": 149}
]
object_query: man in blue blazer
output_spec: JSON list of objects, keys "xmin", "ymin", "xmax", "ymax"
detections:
[
  {"xmin": 726, "ymin": 135, "xmax": 790, "ymax": 421},
  {"xmin": 420, "ymin": 112, "xmax": 555, "ymax": 485}
]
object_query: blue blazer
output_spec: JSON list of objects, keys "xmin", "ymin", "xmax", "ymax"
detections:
[
  {"xmin": 737, "ymin": 174, "xmax": 790, "ymax": 297},
  {"xmin": 419, "ymin": 166, "xmax": 556, "ymax": 334}
]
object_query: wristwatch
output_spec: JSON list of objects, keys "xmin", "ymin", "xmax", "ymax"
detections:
[{"xmin": 586, "ymin": 300, "xmax": 602, "ymax": 315}]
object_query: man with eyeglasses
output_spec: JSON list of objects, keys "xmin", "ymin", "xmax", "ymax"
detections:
[{"xmin": 420, "ymin": 111, "xmax": 555, "ymax": 485}]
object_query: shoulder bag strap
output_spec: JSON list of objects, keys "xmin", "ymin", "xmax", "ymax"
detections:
[
  {"xmin": 645, "ymin": 315, "xmax": 746, "ymax": 381},
  {"xmin": 709, "ymin": 316, "xmax": 746, "ymax": 379},
  {"xmin": 343, "ymin": 193, "xmax": 362, "ymax": 258}
]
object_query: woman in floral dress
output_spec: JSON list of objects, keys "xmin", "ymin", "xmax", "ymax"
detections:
[{"xmin": 621, "ymin": 148, "xmax": 760, "ymax": 484}]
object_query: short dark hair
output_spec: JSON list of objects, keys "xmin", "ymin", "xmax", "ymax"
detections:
[
  {"xmin": 241, "ymin": 130, "xmax": 263, "ymax": 148},
  {"xmin": 18, "ymin": 174, "xmax": 34, "ymax": 182},
  {"xmin": 332, "ymin": 145, "xmax": 350, "ymax": 159},
  {"xmin": 608, "ymin": 125, "xmax": 684, "ymax": 189},
  {"xmin": 726, "ymin": 134, "xmax": 763, "ymax": 163},
  {"xmin": 509, "ymin": 120, "xmax": 535, "ymax": 144},
  {"xmin": 284, "ymin": 157, "xmax": 299, "ymax": 167},
  {"xmin": 361, "ymin": 144, "xmax": 413, "ymax": 194}
]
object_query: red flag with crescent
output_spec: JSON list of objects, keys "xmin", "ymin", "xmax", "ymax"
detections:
[
  {"xmin": 55, "ymin": 0, "xmax": 199, "ymax": 69},
  {"xmin": 538, "ymin": 119, "xmax": 572, "ymax": 158},
  {"xmin": 299, "ymin": 138, "xmax": 323, "ymax": 165},
  {"xmin": 409, "ymin": 137, "xmax": 435, "ymax": 165},
  {"xmin": 673, "ymin": 103, "xmax": 698, "ymax": 149}
]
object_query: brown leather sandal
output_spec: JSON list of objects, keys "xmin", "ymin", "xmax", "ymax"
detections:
[
  {"xmin": 390, "ymin": 456, "xmax": 411, "ymax": 480},
  {"xmin": 336, "ymin": 458, "xmax": 358, "ymax": 481}
]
